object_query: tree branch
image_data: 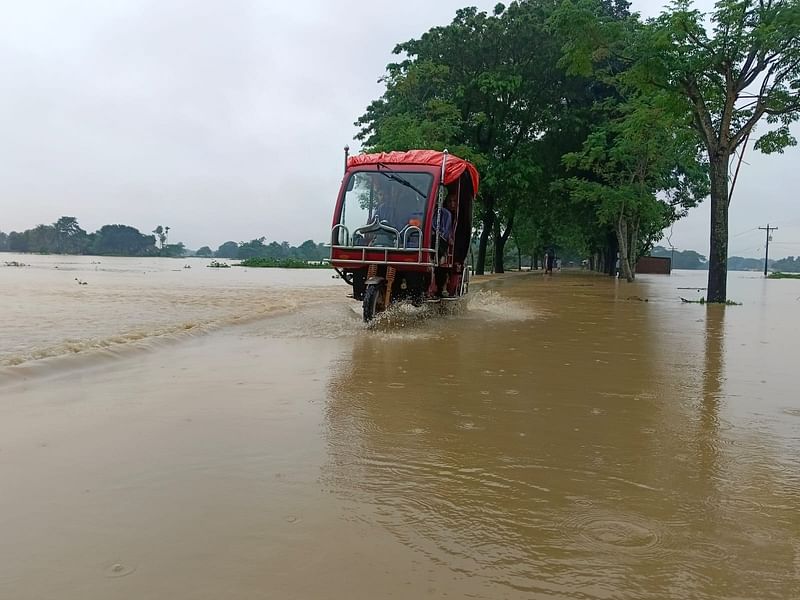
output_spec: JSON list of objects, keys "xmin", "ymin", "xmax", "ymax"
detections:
[
  {"xmin": 765, "ymin": 101, "xmax": 800, "ymax": 115},
  {"xmin": 737, "ymin": 45, "xmax": 761, "ymax": 88},
  {"xmin": 731, "ymin": 105, "xmax": 766, "ymax": 149},
  {"xmin": 682, "ymin": 77, "xmax": 718, "ymax": 151},
  {"xmin": 683, "ymin": 27, "xmax": 713, "ymax": 54},
  {"xmin": 771, "ymin": 56, "xmax": 800, "ymax": 89}
]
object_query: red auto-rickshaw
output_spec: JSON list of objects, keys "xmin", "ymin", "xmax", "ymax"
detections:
[{"xmin": 329, "ymin": 149, "xmax": 480, "ymax": 321}]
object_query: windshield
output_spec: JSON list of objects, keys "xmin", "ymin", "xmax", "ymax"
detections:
[{"xmin": 336, "ymin": 171, "xmax": 433, "ymax": 247}]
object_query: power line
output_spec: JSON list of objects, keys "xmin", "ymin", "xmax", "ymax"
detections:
[{"xmin": 731, "ymin": 226, "xmax": 760, "ymax": 238}]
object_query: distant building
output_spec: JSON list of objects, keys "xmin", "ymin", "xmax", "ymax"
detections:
[{"xmin": 636, "ymin": 256, "xmax": 671, "ymax": 274}]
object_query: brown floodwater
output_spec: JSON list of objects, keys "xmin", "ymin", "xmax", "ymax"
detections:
[{"xmin": 1, "ymin": 270, "xmax": 798, "ymax": 599}]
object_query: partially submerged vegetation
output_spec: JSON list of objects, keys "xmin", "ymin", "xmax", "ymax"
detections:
[
  {"xmin": 680, "ymin": 297, "xmax": 742, "ymax": 305},
  {"xmin": 237, "ymin": 258, "xmax": 327, "ymax": 269},
  {"xmin": 768, "ymin": 272, "xmax": 800, "ymax": 280}
]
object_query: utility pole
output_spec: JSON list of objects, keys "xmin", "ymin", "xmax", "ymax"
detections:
[
  {"xmin": 670, "ymin": 244, "xmax": 675, "ymax": 273},
  {"xmin": 758, "ymin": 224, "xmax": 778, "ymax": 277}
]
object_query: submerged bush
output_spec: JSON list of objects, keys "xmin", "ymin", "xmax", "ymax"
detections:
[{"xmin": 237, "ymin": 257, "xmax": 327, "ymax": 269}]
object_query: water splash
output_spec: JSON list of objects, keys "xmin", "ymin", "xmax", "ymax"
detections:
[{"xmin": 465, "ymin": 289, "xmax": 536, "ymax": 321}]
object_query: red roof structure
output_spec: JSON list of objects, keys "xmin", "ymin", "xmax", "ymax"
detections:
[{"xmin": 347, "ymin": 150, "xmax": 479, "ymax": 196}]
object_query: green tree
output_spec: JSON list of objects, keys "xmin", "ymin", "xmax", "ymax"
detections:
[
  {"xmin": 649, "ymin": 0, "xmax": 800, "ymax": 300},
  {"xmin": 560, "ymin": 0, "xmax": 800, "ymax": 299},
  {"xmin": 356, "ymin": 3, "xmax": 566, "ymax": 273},
  {"xmin": 652, "ymin": 245, "xmax": 708, "ymax": 269},
  {"xmin": 266, "ymin": 241, "xmax": 288, "ymax": 260},
  {"xmin": 196, "ymin": 246, "xmax": 213, "ymax": 257},
  {"xmin": 215, "ymin": 241, "xmax": 239, "ymax": 258},
  {"xmin": 7, "ymin": 231, "xmax": 28, "ymax": 252},
  {"xmin": 297, "ymin": 239, "xmax": 323, "ymax": 261},
  {"xmin": 26, "ymin": 224, "xmax": 58, "ymax": 253},
  {"xmin": 563, "ymin": 93, "xmax": 708, "ymax": 281},
  {"xmin": 152, "ymin": 225, "xmax": 170, "ymax": 249},
  {"xmin": 771, "ymin": 255, "xmax": 800, "ymax": 272},
  {"xmin": 53, "ymin": 216, "xmax": 89, "ymax": 254},
  {"xmin": 0, "ymin": 231, "xmax": 8, "ymax": 251},
  {"xmin": 727, "ymin": 255, "xmax": 763, "ymax": 270},
  {"xmin": 92, "ymin": 225, "xmax": 157, "ymax": 256},
  {"xmin": 357, "ymin": 1, "xmax": 634, "ymax": 274},
  {"xmin": 237, "ymin": 238, "xmax": 269, "ymax": 260}
]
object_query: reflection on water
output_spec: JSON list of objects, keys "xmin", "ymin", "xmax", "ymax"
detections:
[
  {"xmin": 324, "ymin": 273, "xmax": 799, "ymax": 599},
  {"xmin": 699, "ymin": 305, "xmax": 725, "ymax": 486}
]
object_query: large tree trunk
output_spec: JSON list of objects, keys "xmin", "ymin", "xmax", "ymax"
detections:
[
  {"xmin": 707, "ymin": 155, "xmax": 730, "ymax": 302},
  {"xmin": 493, "ymin": 214, "xmax": 514, "ymax": 274},
  {"xmin": 615, "ymin": 218, "xmax": 635, "ymax": 283},
  {"xmin": 476, "ymin": 224, "xmax": 492, "ymax": 275},
  {"xmin": 492, "ymin": 219, "xmax": 501, "ymax": 274},
  {"xmin": 475, "ymin": 197, "xmax": 495, "ymax": 276},
  {"xmin": 605, "ymin": 231, "xmax": 618, "ymax": 277}
]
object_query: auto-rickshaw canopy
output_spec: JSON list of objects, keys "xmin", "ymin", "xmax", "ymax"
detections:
[{"xmin": 347, "ymin": 150, "xmax": 479, "ymax": 196}]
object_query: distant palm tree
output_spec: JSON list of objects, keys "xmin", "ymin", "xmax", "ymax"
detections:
[{"xmin": 152, "ymin": 225, "xmax": 168, "ymax": 249}]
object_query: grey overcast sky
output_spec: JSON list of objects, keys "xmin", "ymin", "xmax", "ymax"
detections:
[{"xmin": 1, "ymin": 0, "xmax": 798, "ymax": 257}]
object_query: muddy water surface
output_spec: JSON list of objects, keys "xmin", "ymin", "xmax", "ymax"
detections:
[{"xmin": 1, "ymin": 269, "xmax": 798, "ymax": 599}]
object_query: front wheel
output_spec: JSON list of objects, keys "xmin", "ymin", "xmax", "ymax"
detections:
[{"xmin": 362, "ymin": 283, "xmax": 385, "ymax": 322}]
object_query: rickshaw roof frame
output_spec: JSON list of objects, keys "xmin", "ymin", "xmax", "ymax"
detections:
[{"xmin": 347, "ymin": 150, "xmax": 479, "ymax": 196}]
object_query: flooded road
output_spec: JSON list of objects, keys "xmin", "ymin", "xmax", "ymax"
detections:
[{"xmin": 1, "ymin": 268, "xmax": 798, "ymax": 598}]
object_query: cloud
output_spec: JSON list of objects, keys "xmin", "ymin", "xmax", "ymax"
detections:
[{"xmin": 1, "ymin": 0, "xmax": 798, "ymax": 256}]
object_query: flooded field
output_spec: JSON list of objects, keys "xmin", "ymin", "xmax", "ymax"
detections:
[
  {"xmin": 1, "ymin": 261, "xmax": 798, "ymax": 599},
  {"xmin": 0, "ymin": 253, "xmax": 340, "ymax": 369}
]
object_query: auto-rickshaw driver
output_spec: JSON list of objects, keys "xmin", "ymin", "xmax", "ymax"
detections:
[{"xmin": 372, "ymin": 179, "xmax": 425, "ymax": 247}]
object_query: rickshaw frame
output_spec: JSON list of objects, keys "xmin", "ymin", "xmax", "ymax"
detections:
[{"xmin": 329, "ymin": 149, "xmax": 479, "ymax": 321}]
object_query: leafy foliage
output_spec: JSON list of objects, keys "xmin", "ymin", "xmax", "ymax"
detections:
[
  {"xmin": 562, "ymin": 91, "xmax": 708, "ymax": 280},
  {"xmin": 0, "ymin": 219, "xmax": 158, "ymax": 256},
  {"xmin": 651, "ymin": 245, "xmax": 709, "ymax": 269},
  {"xmin": 770, "ymin": 255, "xmax": 800, "ymax": 272},
  {"xmin": 214, "ymin": 238, "xmax": 328, "ymax": 261},
  {"xmin": 557, "ymin": 0, "xmax": 800, "ymax": 298},
  {"xmin": 355, "ymin": 2, "xmax": 601, "ymax": 273},
  {"xmin": 90, "ymin": 224, "xmax": 158, "ymax": 256},
  {"xmin": 768, "ymin": 271, "xmax": 800, "ymax": 278},
  {"xmin": 237, "ymin": 257, "xmax": 327, "ymax": 268},
  {"xmin": 215, "ymin": 241, "xmax": 240, "ymax": 259},
  {"xmin": 727, "ymin": 255, "xmax": 764, "ymax": 270}
]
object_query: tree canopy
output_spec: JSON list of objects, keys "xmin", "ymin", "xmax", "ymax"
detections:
[
  {"xmin": 2, "ymin": 218, "xmax": 163, "ymax": 257},
  {"xmin": 557, "ymin": 0, "xmax": 800, "ymax": 296},
  {"xmin": 355, "ymin": 0, "xmax": 799, "ymax": 291},
  {"xmin": 355, "ymin": 0, "xmax": 697, "ymax": 276}
]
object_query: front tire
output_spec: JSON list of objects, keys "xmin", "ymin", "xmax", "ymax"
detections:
[{"xmin": 362, "ymin": 283, "xmax": 384, "ymax": 322}]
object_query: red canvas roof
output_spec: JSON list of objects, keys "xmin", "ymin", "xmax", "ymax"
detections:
[{"xmin": 347, "ymin": 150, "xmax": 479, "ymax": 196}]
